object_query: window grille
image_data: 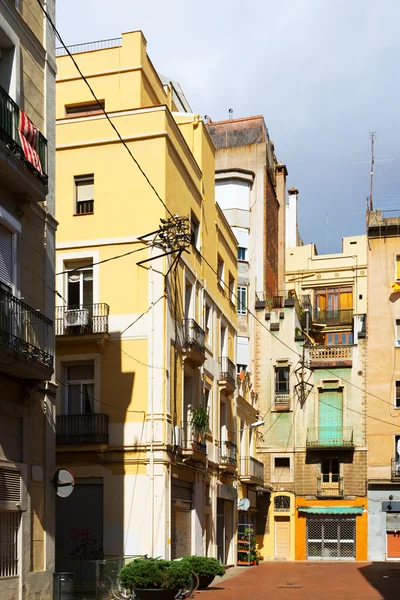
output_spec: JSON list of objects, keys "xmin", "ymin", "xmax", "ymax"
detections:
[
  {"xmin": 0, "ymin": 511, "xmax": 19, "ymax": 577},
  {"xmin": 274, "ymin": 495, "xmax": 290, "ymax": 511}
]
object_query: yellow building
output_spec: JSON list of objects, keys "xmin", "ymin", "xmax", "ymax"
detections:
[
  {"xmin": 0, "ymin": 2, "xmax": 56, "ymax": 600},
  {"xmin": 54, "ymin": 32, "xmax": 238, "ymax": 591}
]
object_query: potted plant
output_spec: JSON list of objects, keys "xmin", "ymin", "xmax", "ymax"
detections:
[
  {"xmin": 181, "ymin": 555, "xmax": 225, "ymax": 589},
  {"xmin": 190, "ymin": 405, "xmax": 209, "ymax": 441},
  {"xmin": 119, "ymin": 557, "xmax": 192, "ymax": 600}
]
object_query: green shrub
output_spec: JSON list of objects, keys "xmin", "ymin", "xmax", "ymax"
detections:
[
  {"xmin": 119, "ymin": 558, "xmax": 192, "ymax": 591},
  {"xmin": 181, "ymin": 555, "xmax": 225, "ymax": 578}
]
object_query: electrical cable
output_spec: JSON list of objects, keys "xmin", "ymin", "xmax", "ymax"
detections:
[
  {"xmin": 197, "ymin": 248, "xmax": 400, "ymax": 418},
  {"xmin": 55, "ymin": 244, "xmax": 150, "ymax": 277},
  {"xmin": 36, "ymin": 0, "xmax": 177, "ymax": 224}
]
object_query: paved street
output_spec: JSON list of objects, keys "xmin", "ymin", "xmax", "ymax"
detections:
[{"xmin": 198, "ymin": 561, "xmax": 400, "ymax": 600}]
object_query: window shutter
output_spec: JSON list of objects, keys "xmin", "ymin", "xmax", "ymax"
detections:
[
  {"xmin": 0, "ymin": 469, "xmax": 21, "ymax": 504},
  {"xmin": 0, "ymin": 223, "xmax": 13, "ymax": 288},
  {"xmin": 397, "ymin": 256, "xmax": 400, "ymax": 281}
]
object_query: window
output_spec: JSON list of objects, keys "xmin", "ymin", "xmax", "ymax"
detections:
[
  {"xmin": 321, "ymin": 458, "xmax": 339, "ymax": 483},
  {"xmin": 314, "ymin": 287, "xmax": 353, "ymax": 323},
  {"xmin": 65, "ymin": 363, "xmax": 95, "ymax": 414},
  {"xmin": 396, "ymin": 382, "xmax": 400, "ymax": 409},
  {"xmin": 274, "ymin": 458, "xmax": 290, "ymax": 482},
  {"xmin": 204, "ymin": 302, "xmax": 212, "ymax": 346},
  {"xmin": 75, "ymin": 175, "xmax": 94, "ymax": 215},
  {"xmin": 228, "ymin": 274, "xmax": 235, "ymax": 303},
  {"xmin": 396, "ymin": 319, "xmax": 400, "ymax": 347},
  {"xmin": 238, "ymin": 247, "xmax": 247, "ymax": 261},
  {"xmin": 0, "ymin": 510, "xmax": 20, "ymax": 577},
  {"xmin": 275, "ymin": 366, "xmax": 290, "ymax": 394},
  {"xmin": 326, "ymin": 332, "xmax": 353, "ymax": 345},
  {"xmin": 191, "ymin": 212, "xmax": 200, "ymax": 251},
  {"xmin": 217, "ymin": 255, "xmax": 224, "ymax": 286},
  {"xmin": 205, "ymin": 388, "xmax": 212, "ymax": 434},
  {"xmin": 237, "ymin": 286, "xmax": 247, "ymax": 315},
  {"xmin": 65, "ymin": 260, "xmax": 93, "ymax": 307},
  {"xmin": 274, "ymin": 494, "xmax": 290, "ymax": 510},
  {"xmin": 0, "ymin": 30, "xmax": 16, "ymax": 98},
  {"xmin": 0, "ymin": 222, "xmax": 13, "ymax": 291},
  {"xmin": 66, "ymin": 100, "xmax": 105, "ymax": 117}
]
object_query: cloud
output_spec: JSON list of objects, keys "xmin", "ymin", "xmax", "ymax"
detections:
[{"xmin": 56, "ymin": 0, "xmax": 400, "ymax": 251}]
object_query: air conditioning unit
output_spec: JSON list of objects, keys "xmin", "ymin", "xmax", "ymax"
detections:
[{"xmin": 64, "ymin": 308, "xmax": 89, "ymax": 328}]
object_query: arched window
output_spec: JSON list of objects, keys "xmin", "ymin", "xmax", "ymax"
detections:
[{"xmin": 274, "ymin": 495, "xmax": 290, "ymax": 511}]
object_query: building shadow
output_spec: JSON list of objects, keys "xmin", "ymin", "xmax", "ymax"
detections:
[{"xmin": 359, "ymin": 562, "xmax": 400, "ymax": 600}]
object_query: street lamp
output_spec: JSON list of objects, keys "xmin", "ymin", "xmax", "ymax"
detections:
[{"xmin": 233, "ymin": 420, "xmax": 265, "ymax": 435}]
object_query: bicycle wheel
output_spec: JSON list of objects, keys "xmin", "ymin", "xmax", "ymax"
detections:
[{"xmin": 175, "ymin": 571, "xmax": 199, "ymax": 599}]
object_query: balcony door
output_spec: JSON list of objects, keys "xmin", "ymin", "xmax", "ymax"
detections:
[
  {"xmin": 65, "ymin": 261, "xmax": 93, "ymax": 308},
  {"xmin": 65, "ymin": 363, "xmax": 94, "ymax": 415},
  {"xmin": 318, "ymin": 389, "xmax": 343, "ymax": 445}
]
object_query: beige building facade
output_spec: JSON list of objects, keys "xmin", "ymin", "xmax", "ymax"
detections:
[
  {"xmin": 367, "ymin": 210, "xmax": 400, "ymax": 560},
  {"xmin": 0, "ymin": 1, "xmax": 56, "ymax": 599}
]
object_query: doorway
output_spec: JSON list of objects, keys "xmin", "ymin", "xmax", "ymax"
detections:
[{"xmin": 275, "ymin": 516, "xmax": 290, "ymax": 559}]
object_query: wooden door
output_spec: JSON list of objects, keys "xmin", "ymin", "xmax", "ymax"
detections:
[{"xmin": 275, "ymin": 516, "xmax": 290, "ymax": 559}]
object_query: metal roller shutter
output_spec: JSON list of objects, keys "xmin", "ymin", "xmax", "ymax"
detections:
[
  {"xmin": 56, "ymin": 480, "xmax": 103, "ymax": 591},
  {"xmin": 171, "ymin": 481, "xmax": 192, "ymax": 559},
  {"xmin": 306, "ymin": 516, "xmax": 356, "ymax": 560}
]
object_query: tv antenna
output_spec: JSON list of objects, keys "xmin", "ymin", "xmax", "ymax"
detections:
[{"xmin": 369, "ymin": 132, "xmax": 375, "ymax": 211}]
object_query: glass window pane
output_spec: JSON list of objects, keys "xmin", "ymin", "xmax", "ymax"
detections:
[
  {"xmin": 67, "ymin": 364, "xmax": 94, "ymax": 381},
  {"xmin": 67, "ymin": 384, "xmax": 82, "ymax": 414},
  {"xmin": 82, "ymin": 383, "xmax": 94, "ymax": 413}
]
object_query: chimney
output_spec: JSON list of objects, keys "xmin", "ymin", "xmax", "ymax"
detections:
[{"xmin": 286, "ymin": 187, "xmax": 299, "ymax": 248}]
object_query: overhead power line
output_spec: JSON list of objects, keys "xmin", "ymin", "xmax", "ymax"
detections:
[{"xmin": 36, "ymin": 0, "xmax": 177, "ymax": 223}]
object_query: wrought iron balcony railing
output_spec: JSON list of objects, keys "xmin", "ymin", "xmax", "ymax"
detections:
[
  {"xmin": 306, "ymin": 426, "xmax": 354, "ymax": 448},
  {"xmin": 220, "ymin": 440, "xmax": 237, "ymax": 466},
  {"xmin": 182, "ymin": 319, "xmax": 205, "ymax": 353},
  {"xmin": 219, "ymin": 356, "xmax": 236, "ymax": 385},
  {"xmin": 312, "ymin": 309, "xmax": 353, "ymax": 326},
  {"xmin": 181, "ymin": 421, "xmax": 207, "ymax": 454},
  {"xmin": 275, "ymin": 390, "xmax": 290, "ymax": 406},
  {"xmin": 0, "ymin": 84, "xmax": 48, "ymax": 185},
  {"xmin": 0, "ymin": 287, "xmax": 53, "ymax": 369},
  {"xmin": 239, "ymin": 456, "xmax": 264, "ymax": 481},
  {"xmin": 55, "ymin": 304, "xmax": 109, "ymax": 336},
  {"xmin": 317, "ymin": 476, "xmax": 344, "ymax": 497},
  {"xmin": 56, "ymin": 413, "xmax": 109, "ymax": 445},
  {"xmin": 392, "ymin": 459, "xmax": 400, "ymax": 479}
]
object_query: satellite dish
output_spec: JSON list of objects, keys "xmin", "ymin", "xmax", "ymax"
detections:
[
  {"xmin": 53, "ymin": 468, "xmax": 75, "ymax": 498},
  {"xmin": 238, "ymin": 497, "xmax": 250, "ymax": 511}
]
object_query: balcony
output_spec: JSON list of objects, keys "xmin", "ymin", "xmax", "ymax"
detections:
[
  {"xmin": 391, "ymin": 459, "xmax": 400, "ymax": 480},
  {"xmin": 317, "ymin": 476, "xmax": 344, "ymax": 497},
  {"xmin": 306, "ymin": 427, "xmax": 354, "ymax": 449},
  {"xmin": 312, "ymin": 309, "xmax": 353, "ymax": 326},
  {"xmin": 56, "ymin": 413, "xmax": 109, "ymax": 446},
  {"xmin": 0, "ymin": 288, "xmax": 53, "ymax": 380},
  {"xmin": 218, "ymin": 356, "xmax": 236, "ymax": 394},
  {"xmin": 55, "ymin": 304, "xmax": 109, "ymax": 343},
  {"xmin": 220, "ymin": 440, "xmax": 237, "ymax": 472},
  {"xmin": 275, "ymin": 390, "xmax": 290, "ymax": 411},
  {"xmin": 180, "ymin": 421, "xmax": 207, "ymax": 461},
  {"xmin": 239, "ymin": 456, "xmax": 264, "ymax": 484},
  {"xmin": 0, "ymin": 84, "xmax": 48, "ymax": 198},
  {"xmin": 182, "ymin": 319, "xmax": 205, "ymax": 366},
  {"xmin": 307, "ymin": 345, "xmax": 353, "ymax": 368}
]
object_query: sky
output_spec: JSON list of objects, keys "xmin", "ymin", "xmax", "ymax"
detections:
[{"xmin": 56, "ymin": 0, "xmax": 400, "ymax": 253}]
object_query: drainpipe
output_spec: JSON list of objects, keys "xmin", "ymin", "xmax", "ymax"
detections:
[{"xmin": 149, "ymin": 247, "xmax": 156, "ymax": 557}]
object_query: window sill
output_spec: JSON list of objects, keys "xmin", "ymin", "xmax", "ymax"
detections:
[{"xmin": 73, "ymin": 212, "xmax": 94, "ymax": 217}]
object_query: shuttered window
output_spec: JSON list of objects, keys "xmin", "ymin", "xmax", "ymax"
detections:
[
  {"xmin": 0, "ymin": 511, "xmax": 20, "ymax": 577},
  {"xmin": 0, "ymin": 223, "xmax": 13, "ymax": 288},
  {"xmin": 0, "ymin": 469, "xmax": 21, "ymax": 503}
]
